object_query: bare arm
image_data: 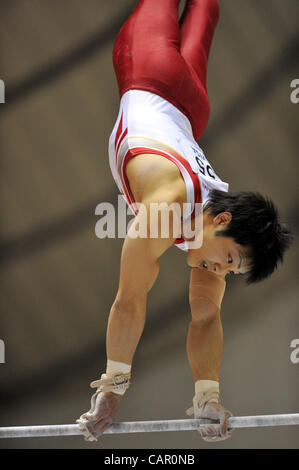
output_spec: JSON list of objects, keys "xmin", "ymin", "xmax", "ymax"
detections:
[
  {"xmin": 186, "ymin": 268, "xmax": 234, "ymax": 442},
  {"xmin": 187, "ymin": 268, "xmax": 226, "ymax": 381},
  {"xmin": 77, "ymin": 190, "xmax": 182, "ymax": 440},
  {"xmin": 107, "ymin": 208, "xmax": 176, "ymax": 364}
]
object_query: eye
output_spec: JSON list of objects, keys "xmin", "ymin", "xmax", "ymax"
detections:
[{"xmin": 228, "ymin": 255, "xmax": 234, "ymax": 274}]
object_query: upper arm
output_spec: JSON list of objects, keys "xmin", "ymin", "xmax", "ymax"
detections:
[
  {"xmin": 118, "ymin": 236, "xmax": 161, "ymax": 301},
  {"xmin": 189, "ymin": 268, "xmax": 226, "ymax": 315},
  {"xmin": 117, "ymin": 202, "xmax": 177, "ymax": 302}
]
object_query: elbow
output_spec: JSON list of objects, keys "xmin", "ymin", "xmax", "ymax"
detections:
[
  {"xmin": 189, "ymin": 296, "xmax": 220, "ymax": 327},
  {"xmin": 112, "ymin": 293, "xmax": 146, "ymax": 317}
]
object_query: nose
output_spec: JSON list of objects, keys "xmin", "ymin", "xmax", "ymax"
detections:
[{"xmin": 213, "ymin": 263, "xmax": 226, "ymax": 275}]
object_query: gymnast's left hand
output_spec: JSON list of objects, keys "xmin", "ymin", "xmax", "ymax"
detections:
[
  {"xmin": 196, "ymin": 402, "xmax": 234, "ymax": 441},
  {"xmin": 186, "ymin": 400, "xmax": 234, "ymax": 442},
  {"xmin": 76, "ymin": 391, "xmax": 122, "ymax": 441}
]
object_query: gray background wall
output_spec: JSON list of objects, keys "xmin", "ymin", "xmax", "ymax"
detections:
[{"xmin": 0, "ymin": 0, "xmax": 298, "ymax": 449}]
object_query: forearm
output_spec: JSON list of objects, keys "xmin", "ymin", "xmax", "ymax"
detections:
[
  {"xmin": 186, "ymin": 306, "xmax": 223, "ymax": 382},
  {"xmin": 106, "ymin": 296, "xmax": 146, "ymax": 365}
]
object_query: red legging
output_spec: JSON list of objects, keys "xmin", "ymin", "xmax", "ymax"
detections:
[{"xmin": 112, "ymin": 0, "xmax": 220, "ymax": 141}]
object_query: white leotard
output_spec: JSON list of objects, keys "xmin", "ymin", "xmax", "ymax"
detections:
[{"xmin": 108, "ymin": 90, "xmax": 229, "ymax": 250}]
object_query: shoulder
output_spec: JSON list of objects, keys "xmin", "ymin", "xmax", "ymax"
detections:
[{"xmin": 126, "ymin": 153, "xmax": 186, "ymax": 205}]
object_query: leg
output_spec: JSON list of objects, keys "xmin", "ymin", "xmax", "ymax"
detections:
[
  {"xmin": 112, "ymin": 0, "xmax": 213, "ymax": 140},
  {"xmin": 113, "ymin": 0, "xmax": 183, "ymax": 99},
  {"xmin": 180, "ymin": 0, "xmax": 220, "ymax": 91}
]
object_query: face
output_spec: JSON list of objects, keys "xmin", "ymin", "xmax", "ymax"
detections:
[{"xmin": 186, "ymin": 211, "xmax": 249, "ymax": 277}]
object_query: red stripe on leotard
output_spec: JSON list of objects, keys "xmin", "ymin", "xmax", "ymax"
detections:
[
  {"xmin": 114, "ymin": 112, "xmax": 123, "ymax": 151},
  {"xmin": 116, "ymin": 128, "xmax": 128, "ymax": 156}
]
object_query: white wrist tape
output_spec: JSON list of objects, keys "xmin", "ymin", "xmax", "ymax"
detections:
[
  {"xmin": 195, "ymin": 380, "xmax": 219, "ymax": 400},
  {"xmin": 186, "ymin": 380, "xmax": 220, "ymax": 417},
  {"xmin": 89, "ymin": 360, "xmax": 132, "ymax": 396},
  {"xmin": 106, "ymin": 360, "xmax": 131, "ymax": 376},
  {"xmin": 106, "ymin": 360, "xmax": 131, "ymax": 395}
]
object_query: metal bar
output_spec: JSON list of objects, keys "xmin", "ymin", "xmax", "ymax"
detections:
[{"xmin": 0, "ymin": 414, "xmax": 298, "ymax": 438}]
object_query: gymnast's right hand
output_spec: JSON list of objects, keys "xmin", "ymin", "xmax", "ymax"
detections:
[{"xmin": 76, "ymin": 391, "xmax": 122, "ymax": 441}]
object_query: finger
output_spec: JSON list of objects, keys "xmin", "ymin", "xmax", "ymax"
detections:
[
  {"xmin": 198, "ymin": 428, "xmax": 216, "ymax": 441},
  {"xmin": 77, "ymin": 411, "xmax": 98, "ymax": 423},
  {"xmin": 81, "ymin": 423, "xmax": 98, "ymax": 442},
  {"xmin": 202, "ymin": 435, "xmax": 224, "ymax": 442},
  {"xmin": 79, "ymin": 397, "xmax": 97, "ymax": 421},
  {"xmin": 77, "ymin": 422, "xmax": 94, "ymax": 441},
  {"xmin": 203, "ymin": 429, "xmax": 234, "ymax": 442},
  {"xmin": 77, "ymin": 413, "xmax": 89, "ymax": 422},
  {"xmin": 101, "ymin": 416, "xmax": 114, "ymax": 431},
  {"xmin": 198, "ymin": 425, "xmax": 218, "ymax": 436},
  {"xmin": 202, "ymin": 436, "xmax": 217, "ymax": 442},
  {"xmin": 219, "ymin": 412, "xmax": 231, "ymax": 437},
  {"xmin": 79, "ymin": 418, "xmax": 104, "ymax": 442},
  {"xmin": 84, "ymin": 433, "xmax": 97, "ymax": 442},
  {"xmin": 199, "ymin": 429, "xmax": 220, "ymax": 442},
  {"xmin": 87, "ymin": 421, "xmax": 104, "ymax": 442},
  {"xmin": 78, "ymin": 406, "xmax": 110, "ymax": 423},
  {"xmin": 92, "ymin": 416, "xmax": 114, "ymax": 436},
  {"xmin": 76, "ymin": 418, "xmax": 90, "ymax": 430},
  {"xmin": 90, "ymin": 420, "xmax": 106, "ymax": 436}
]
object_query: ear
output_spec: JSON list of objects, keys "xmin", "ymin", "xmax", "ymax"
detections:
[{"xmin": 213, "ymin": 211, "xmax": 232, "ymax": 226}]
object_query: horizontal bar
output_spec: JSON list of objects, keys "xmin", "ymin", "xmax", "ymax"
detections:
[{"xmin": 0, "ymin": 414, "xmax": 298, "ymax": 438}]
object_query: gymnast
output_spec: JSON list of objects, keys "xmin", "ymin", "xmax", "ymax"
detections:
[{"xmin": 77, "ymin": 0, "xmax": 291, "ymax": 442}]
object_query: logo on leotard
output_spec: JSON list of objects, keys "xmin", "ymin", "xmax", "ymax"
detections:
[
  {"xmin": 191, "ymin": 146, "xmax": 216, "ymax": 180},
  {"xmin": 191, "ymin": 146, "xmax": 206, "ymax": 161}
]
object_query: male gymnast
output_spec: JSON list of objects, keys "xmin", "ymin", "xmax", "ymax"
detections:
[{"xmin": 77, "ymin": 0, "xmax": 291, "ymax": 442}]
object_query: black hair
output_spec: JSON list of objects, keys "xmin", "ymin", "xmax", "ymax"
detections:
[{"xmin": 204, "ymin": 190, "xmax": 293, "ymax": 283}]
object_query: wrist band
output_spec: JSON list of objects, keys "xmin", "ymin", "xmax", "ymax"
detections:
[
  {"xmin": 90, "ymin": 360, "xmax": 132, "ymax": 396},
  {"xmin": 90, "ymin": 372, "xmax": 131, "ymax": 394},
  {"xmin": 195, "ymin": 379, "xmax": 219, "ymax": 398},
  {"xmin": 186, "ymin": 380, "xmax": 220, "ymax": 417}
]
